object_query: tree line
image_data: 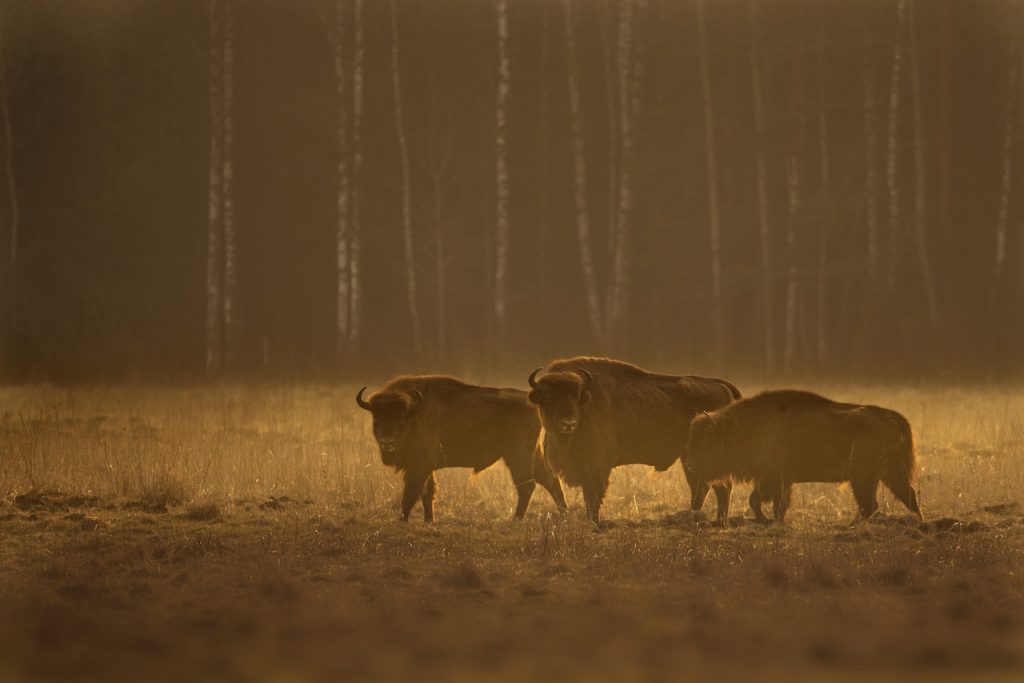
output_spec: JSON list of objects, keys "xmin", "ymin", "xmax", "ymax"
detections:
[{"xmin": 0, "ymin": 0, "xmax": 1021, "ymax": 381}]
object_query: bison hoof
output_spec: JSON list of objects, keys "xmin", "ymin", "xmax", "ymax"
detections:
[{"xmin": 400, "ymin": 514, "xmax": 410, "ymax": 523}]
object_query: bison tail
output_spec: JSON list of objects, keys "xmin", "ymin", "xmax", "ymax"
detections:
[{"xmin": 879, "ymin": 412, "xmax": 922, "ymax": 520}]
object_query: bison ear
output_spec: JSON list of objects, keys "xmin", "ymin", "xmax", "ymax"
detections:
[
  {"xmin": 579, "ymin": 390, "xmax": 592, "ymax": 405},
  {"xmin": 528, "ymin": 389, "xmax": 544, "ymax": 405}
]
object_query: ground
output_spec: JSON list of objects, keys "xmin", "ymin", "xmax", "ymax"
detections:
[{"xmin": 1, "ymin": 383, "xmax": 1023, "ymax": 682}]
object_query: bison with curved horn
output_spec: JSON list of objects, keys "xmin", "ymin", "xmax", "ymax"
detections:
[
  {"xmin": 527, "ymin": 357, "xmax": 741, "ymax": 525},
  {"xmin": 356, "ymin": 375, "xmax": 567, "ymax": 522},
  {"xmin": 683, "ymin": 390, "xmax": 923, "ymax": 524}
]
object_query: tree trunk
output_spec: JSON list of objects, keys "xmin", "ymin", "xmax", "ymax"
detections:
[
  {"xmin": 748, "ymin": 0, "xmax": 773, "ymax": 372},
  {"xmin": 606, "ymin": 0, "xmax": 637, "ymax": 351},
  {"xmin": 885, "ymin": 0, "xmax": 905, "ymax": 289},
  {"xmin": 992, "ymin": 47, "xmax": 1017, "ymax": 303},
  {"xmin": 350, "ymin": 0, "xmax": 364, "ymax": 352},
  {"xmin": 205, "ymin": 0, "xmax": 224, "ymax": 376},
  {"xmin": 563, "ymin": 0, "xmax": 604, "ymax": 346},
  {"xmin": 783, "ymin": 156, "xmax": 800, "ymax": 374},
  {"xmin": 538, "ymin": 0, "xmax": 550, "ymax": 275},
  {"xmin": 815, "ymin": 12, "xmax": 830, "ymax": 366},
  {"xmin": 864, "ymin": 19, "xmax": 879, "ymax": 287},
  {"xmin": 433, "ymin": 171, "xmax": 446, "ymax": 361},
  {"xmin": 0, "ymin": 11, "xmax": 19, "ymax": 372},
  {"xmin": 221, "ymin": 0, "xmax": 239, "ymax": 371},
  {"xmin": 494, "ymin": 0, "xmax": 510, "ymax": 351},
  {"xmin": 389, "ymin": 0, "xmax": 422, "ymax": 356},
  {"xmin": 907, "ymin": 0, "xmax": 938, "ymax": 327},
  {"xmin": 695, "ymin": 0, "xmax": 724, "ymax": 361},
  {"xmin": 600, "ymin": 0, "xmax": 618, "ymax": 262},
  {"xmin": 332, "ymin": 0, "xmax": 351, "ymax": 363},
  {"xmin": 935, "ymin": 0, "xmax": 954, "ymax": 294}
]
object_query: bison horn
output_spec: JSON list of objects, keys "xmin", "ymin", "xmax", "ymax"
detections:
[
  {"xmin": 528, "ymin": 367, "xmax": 543, "ymax": 389},
  {"xmin": 577, "ymin": 368, "xmax": 593, "ymax": 392},
  {"xmin": 356, "ymin": 387, "xmax": 372, "ymax": 411},
  {"xmin": 409, "ymin": 388, "xmax": 425, "ymax": 410}
]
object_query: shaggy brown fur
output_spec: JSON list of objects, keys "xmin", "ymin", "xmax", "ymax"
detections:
[
  {"xmin": 528, "ymin": 357, "xmax": 741, "ymax": 524},
  {"xmin": 356, "ymin": 375, "xmax": 567, "ymax": 522},
  {"xmin": 684, "ymin": 390, "xmax": 923, "ymax": 524}
]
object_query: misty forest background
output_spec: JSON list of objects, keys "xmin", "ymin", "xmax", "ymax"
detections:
[{"xmin": 0, "ymin": 0, "xmax": 1022, "ymax": 382}]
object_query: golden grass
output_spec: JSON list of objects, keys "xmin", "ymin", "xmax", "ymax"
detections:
[
  {"xmin": 0, "ymin": 382, "xmax": 1023, "ymax": 682},
  {"xmin": 2, "ymin": 382, "xmax": 1021, "ymax": 518}
]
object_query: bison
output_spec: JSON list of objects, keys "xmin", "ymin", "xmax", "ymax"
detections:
[
  {"xmin": 527, "ymin": 357, "xmax": 741, "ymax": 524},
  {"xmin": 683, "ymin": 390, "xmax": 923, "ymax": 524},
  {"xmin": 356, "ymin": 375, "xmax": 567, "ymax": 522}
]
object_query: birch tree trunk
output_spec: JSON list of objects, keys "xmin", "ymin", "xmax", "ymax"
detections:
[
  {"xmin": 885, "ymin": 0, "xmax": 905, "ymax": 290},
  {"xmin": 606, "ymin": 0, "xmax": 637, "ymax": 350},
  {"xmin": 815, "ymin": 14, "xmax": 830, "ymax": 366},
  {"xmin": 600, "ymin": 0, "xmax": 618, "ymax": 262},
  {"xmin": 748, "ymin": 0, "xmax": 774, "ymax": 371},
  {"xmin": 390, "ymin": 0, "xmax": 422, "ymax": 356},
  {"xmin": 907, "ymin": 0, "xmax": 938, "ymax": 327},
  {"xmin": 864, "ymin": 21, "xmax": 880, "ymax": 287},
  {"xmin": 332, "ymin": 0, "xmax": 351, "ymax": 362},
  {"xmin": 784, "ymin": 156, "xmax": 800, "ymax": 373},
  {"xmin": 0, "ymin": 11, "xmax": 19, "ymax": 371},
  {"xmin": 432, "ymin": 170, "xmax": 446, "ymax": 360},
  {"xmin": 991, "ymin": 47, "xmax": 1017, "ymax": 303},
  {"xmin": 221, "ymin": 0, "xmax": 239, "ymax": 371},
  {"xmin": 935, "ymin": 0, "xmax": 954, "ymax": 282},
  {"xmin": 205, "ymin": 0, "xmax": 224, "ymax": 375},
  {"xmin": 563, "ymin": 0, "xmax": 604, "ymax": 346},
  {"xmin": 494, "ymin": 0, "xmax": 510, "ymax": 351},
  {"xmin": 538, "ymin": 0, "xmax": 550, "ymax": 271},
  {"xmin": 349, "ymin": 0, "xmax": 364, "ymax": 352},
  {"xmin": 695, "ymin": 0, "xmax": 724, "ymax": 360}
]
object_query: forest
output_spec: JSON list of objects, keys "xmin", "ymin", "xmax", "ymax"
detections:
[{"xmin": 0, "ymin": 0, "xmax": 1021, "ymax": 381}]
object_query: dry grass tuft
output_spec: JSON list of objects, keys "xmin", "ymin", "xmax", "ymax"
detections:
[
  {"xmin": 441, "ymin": 560, "xmax": 487, "ymax": 590},
  {"xmin": 182, "ymin": 503, "xmax": 220, "ymax": 521}
]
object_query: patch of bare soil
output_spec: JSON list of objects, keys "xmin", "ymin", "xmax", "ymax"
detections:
[{"xmin": 1, "ymin": 495, "xmax": 1023, "ymax": 682}]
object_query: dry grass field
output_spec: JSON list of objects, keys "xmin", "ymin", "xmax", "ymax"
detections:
[{"xmin": 1, "ymin": 382, "xmax": 1024, "ymax": 682}]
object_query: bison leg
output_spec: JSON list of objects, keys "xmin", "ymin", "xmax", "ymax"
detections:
[
  {"xmin": 400, "ymin": 470, "xmax": 431, "ymax": 522},
  {"xmin": 881, "ymin": 474, "xmax": 923, "ymax": 521},
  {"xmin": 712, "ymin": 483, "xmax": 732, "ymax": 527},
  {"xmin": 533, "ymin": 460, "xmax": 569, "ymax": 514},
  {"xmin": 505, "ymin": 454, "xmax": 542, "ymax": 519},
  {"xmin": 582, "ymin": 472, "xmax": 610, "ymax": 526},
  {"xmin": 513, "ymin": 480, "xmax": 536, "ymax": 520},
  {"xmin": 689, "ymin": 479, "xmax": 710, "ymax": 513},
  {"xmin": 850, "ymin": 476, "xmax": 880, "ymax": 523},
  {"xmin": 421, "ymin": 472, "xmax": 437, "ymax": 523},
  {"xmin": 749, "ymin": 489, "xmax": 770, "ymax": 524},
  {"xmin": 772, "ymin": 483, "xmax": 792, "ymax": 523}
]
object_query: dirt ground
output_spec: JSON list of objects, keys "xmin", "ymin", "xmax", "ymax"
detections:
[{"xmin": 1, "ymin": 384, "xmax": 1023, "ymax": 682}]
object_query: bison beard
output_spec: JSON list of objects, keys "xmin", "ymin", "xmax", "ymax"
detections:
[
  {"xmin": 684, "ymin": 390, "xmax": 923, "ymax": 524},
  {"xmin": 528, "ymin": 357, "xmax": 741, "ymax": 525},
  {"xmin": 356, "ymin": 376, "xmax": 567, "ymax": 522}
]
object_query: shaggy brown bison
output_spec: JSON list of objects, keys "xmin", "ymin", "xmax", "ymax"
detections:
[
  {"xmin": 683, "ymin": 390, "xmax": 922, "ymax": 524},
  {"xmin": 527, "ymin": 357, "xmax": 741, "ymax": 524},
  {"xmin": 356, "ymin": 375, "xmax": 567, "ymax": 522}
]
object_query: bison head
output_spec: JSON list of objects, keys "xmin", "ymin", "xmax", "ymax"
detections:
[
  {"xmin": 683, "ymin": 411, "xmax": 726, "ymax": 503},
  {"xmin": 356, "ymin": 387, "xmax": 424, "ymax": 463},
  {"xmin": 527, "ymin": 367, "xmax": 592, "ymax": 441}
]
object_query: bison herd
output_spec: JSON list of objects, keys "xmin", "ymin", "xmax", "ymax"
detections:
[{"xmin": 356, "ymin": 356, "xmax": 923, "ymax": 527}]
